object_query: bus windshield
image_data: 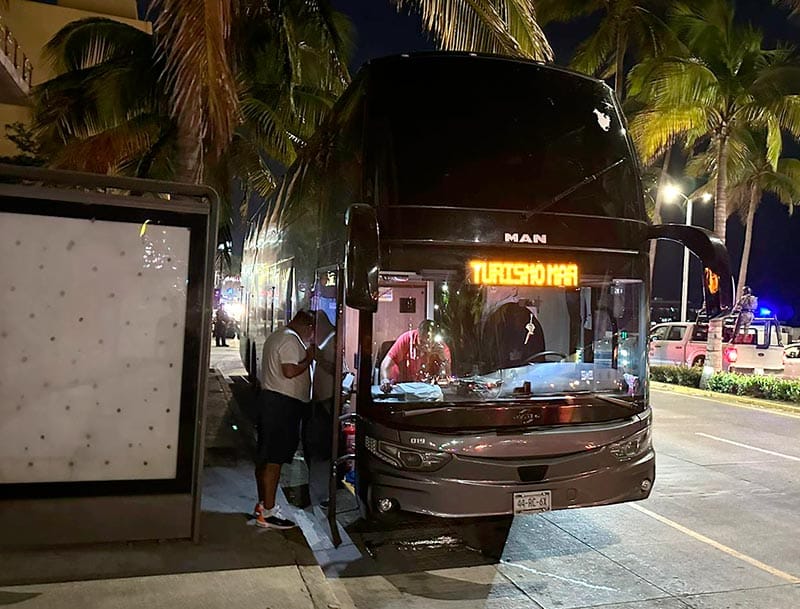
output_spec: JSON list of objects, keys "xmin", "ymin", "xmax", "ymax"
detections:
[
  {"xmin": 373, "ymin": 270, "xmax": 646, "ymax": 405},
  {"xmin": 372, "ymin": 57, "xmax": 641, "ymax": 219}
]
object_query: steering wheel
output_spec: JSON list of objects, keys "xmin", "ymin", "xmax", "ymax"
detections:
[{"xmin": 522, "ymin": 351, "xmax": 567, "ymax": 365}]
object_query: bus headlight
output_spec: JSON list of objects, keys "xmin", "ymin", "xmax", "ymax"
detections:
[
  {"xmin": 365, "ymin": 436, "xmax": 452, "ymax": 472},
  {"xmin": 608, "ymin": 427, "xmax": 651, "ymax": 462}
]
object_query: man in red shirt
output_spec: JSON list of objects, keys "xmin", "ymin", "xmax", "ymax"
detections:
[{"xmin": 379, "ymin": 320, "xmax": 452, "ymax": 392}]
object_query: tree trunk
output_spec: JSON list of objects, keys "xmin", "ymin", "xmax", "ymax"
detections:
[
  {"xmin": 702, "ymin": 133, "xmax": 729, "ymax": 384},
  {"xmin": 649, "ymin": 146, "xmax": 672, "ymax": 283},
  {"xmin": 174, "ymin": 111, "xmax": 203, "ymax": 184},
  {"xmin": 736, "ymin": 183, "xmax": 759, "ymax": 302},
  {"xmin": 713, "ymin": 134, "xmax": 729, "ymax": 242}
]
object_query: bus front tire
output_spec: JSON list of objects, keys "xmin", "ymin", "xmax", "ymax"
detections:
[{"xmin": 692, "ymin": 356, "xmax": 705, "ymax": 368}]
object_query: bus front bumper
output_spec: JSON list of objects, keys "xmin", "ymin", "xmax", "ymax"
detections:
[{"xmin": 365, "ymin": 449, "xmax": 655, "ymax": 518}]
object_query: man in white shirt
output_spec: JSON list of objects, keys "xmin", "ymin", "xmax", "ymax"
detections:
[{"xmin": 253, "ymin": 310, "xmax": 314, "ymax": 529}]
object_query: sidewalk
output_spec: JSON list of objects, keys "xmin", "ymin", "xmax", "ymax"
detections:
[{"xmin": 0, "ymin": 341, "xmax": 354, "ymax": 609}]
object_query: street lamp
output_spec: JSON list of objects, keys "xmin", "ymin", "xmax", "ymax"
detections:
[{"xmin": 661, "ymin": 185, "xmax": 713, "ymax": 322}]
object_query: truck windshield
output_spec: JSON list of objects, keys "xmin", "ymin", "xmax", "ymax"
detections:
[{"xmin": 372, "ymin": 271, "xmax": 646, "ymax": 404}]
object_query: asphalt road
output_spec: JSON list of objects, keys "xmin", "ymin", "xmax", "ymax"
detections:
[{"xmin": 317, "ymin": 388, "xmax": 800, "ymax": 609}]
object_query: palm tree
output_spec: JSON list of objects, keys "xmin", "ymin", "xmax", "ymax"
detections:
[
  {"xmin": 33, "ymin": 3, "xmax": 352, "ymax": 219},
  {"xmin": 535, "ymin": 0, "xmax": 669, "ymax": 97},
  {"xmin": 687, "ymin": 129, "xmax": 800, "ymax": 302},
  {"xmin": 150, "ymin": 0, "xmax": 353, "ymax": 184},
  {"xmin": 628, "ymin": 0, "xmax": 800, "ymax": 244}
]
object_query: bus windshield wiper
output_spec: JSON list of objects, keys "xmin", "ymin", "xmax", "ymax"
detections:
[
  {"xmin": 570, "ymin": 390, "xmax": 638, "ymax": 410},
  {"xmin": 592, "ymin": 393, "xmax": 638, "ymax": 410},
  {"xmin": 525, "ymin": 157, "xmax": 626, "ymax": 218}
]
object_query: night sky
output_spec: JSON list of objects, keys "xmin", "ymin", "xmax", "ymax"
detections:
[{"xmin": 331, "ymin": 0, "xmax": 800, "ymax": 324}]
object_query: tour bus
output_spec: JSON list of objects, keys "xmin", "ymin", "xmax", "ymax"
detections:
[{"xmin": 240, "ymin": 53, "xmax": 733, "ymax": 542}]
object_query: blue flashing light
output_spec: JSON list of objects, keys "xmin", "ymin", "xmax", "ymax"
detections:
[{"xmin": 759, "ymin": 307, "xmax": 772, "ymax": 317}]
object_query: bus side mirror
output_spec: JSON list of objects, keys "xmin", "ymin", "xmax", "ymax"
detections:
[
  {"xmin": 647, "ymin": 224, "xmax": 733, "ymax": 319},
  {"xmin": 345, "ymin": 204, "xmax": 379, "ymax": 312}
]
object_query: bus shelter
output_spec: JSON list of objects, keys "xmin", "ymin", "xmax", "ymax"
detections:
[{"xmin": 0, "ymin": 165, "xmax": 218, "ymax": 546}]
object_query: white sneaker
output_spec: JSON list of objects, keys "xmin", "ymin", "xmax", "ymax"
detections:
[{"xmin": 255, "ymin": 504, "xmax": 297, "ymax": 530}]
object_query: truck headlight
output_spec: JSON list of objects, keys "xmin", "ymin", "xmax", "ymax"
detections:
[
  {"xmin": 608, "ymin": 427, "xmax": 651, "ymax": 462},
  {"xmin": 365, "ymin": 436, "xmax": 452, "ymax": 472}
]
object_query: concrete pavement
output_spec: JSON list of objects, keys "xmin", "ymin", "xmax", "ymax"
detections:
[{"xmin": 0, "ymin": 566, "xmax": 338, "ymax": 609}]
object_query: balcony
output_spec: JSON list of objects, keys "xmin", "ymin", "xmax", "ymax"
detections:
[{"xmin": 0, "ymin": 17, "xmax": 32, "ymax": 105}]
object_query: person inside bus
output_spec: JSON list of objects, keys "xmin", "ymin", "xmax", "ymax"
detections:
[{"xmin": 379, "ymin": 320, "xmax": 452, "ymax": 392}]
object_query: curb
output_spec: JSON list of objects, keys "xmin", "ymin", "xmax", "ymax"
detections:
[
  {"xmin": 651, "ymin": 381, "xmax": 800, "ymax": 416},
  {"xmin": 298, "ymin": 565, "xmax": 357, "ymax": 609}
]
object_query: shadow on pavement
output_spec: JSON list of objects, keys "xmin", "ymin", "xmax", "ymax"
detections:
[
  {"xmin": 0, "ymin": 510, "xmax": 315, "ymax": 587},
  {"xmin": 0, "ymin": 591, "xmax": 42, "ymax": 606}
]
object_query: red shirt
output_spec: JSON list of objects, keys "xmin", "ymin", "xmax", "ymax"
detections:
[{"xmin": 386, "ymin": 329, "xmax": 451, "ymax": 382}]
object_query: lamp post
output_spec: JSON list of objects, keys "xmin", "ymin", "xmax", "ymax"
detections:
[{"xmin": 661, "ymin": 185, "xmax": 713, "ymax": 322}]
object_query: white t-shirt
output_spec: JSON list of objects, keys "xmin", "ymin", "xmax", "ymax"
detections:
[{"xmin": 261, "ymin": 327, "xmax": 311, "ymax": 402}]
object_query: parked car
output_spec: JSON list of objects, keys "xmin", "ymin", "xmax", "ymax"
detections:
[
  {"xmin": 648, "ymin": 322, "xmax": 708, "ymax": 367},
  {"xmin": 649, "ymin": 318, "xmax": 785, "ymax": 375},
  {"xmin": 784, "ymin": 343, "xmax": 800, "ymax": 379}
]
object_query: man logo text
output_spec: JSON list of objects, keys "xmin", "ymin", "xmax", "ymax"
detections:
[{"xmin": 504, "ymin": 232, "xmax": 547, "ymax": 244}]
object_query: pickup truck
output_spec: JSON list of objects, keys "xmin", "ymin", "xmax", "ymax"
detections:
[
  {"xmin": 649, "ymin": 318, "xmax": 786, "ymax": 375},
  {"xmin": 649, "ymin": 322, "xmax": 708, "ymax": 367}
]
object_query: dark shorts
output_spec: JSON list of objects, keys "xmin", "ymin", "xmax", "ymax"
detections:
[{"xmin": 255, "ymin": 390, "xmax": 306, "ymax": 466}]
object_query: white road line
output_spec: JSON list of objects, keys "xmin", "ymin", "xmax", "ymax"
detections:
[
  {"xmin": 695, "ymin": 432, "xmax": 800, "ymax": 462},
  {"xmin": 630, "ymin": 504, "xmax": 800, "ymax": 584}
]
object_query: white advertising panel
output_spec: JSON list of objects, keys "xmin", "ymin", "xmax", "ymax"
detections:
[{"xmin": 0, "ymin": 212, "xmax": 190, "ymax": 483}]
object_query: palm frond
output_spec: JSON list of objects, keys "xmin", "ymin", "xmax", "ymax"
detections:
[
  {"xmin": 534, "ymin": 0, "xmax": 602, "ymax": 26},
  {"xmin": 49, "ymin": 114, "xmax": 170, "ymax": 175},
  {"xmin": 152, "ymin": 0, "xmax": 239, "ymax": 161},
  {"xmin": 44, "ymin": 18, "xmax": 151, "ymax": 73},
  {"xmin": 398, "ymin": 0, "xmax": 553, "ymax": 61},
  {"xmin": 769, "ymin": 158, "xmax": 800, "ymax": 214},
  {"xmin": 629, "ymin": 106, "xmax": 710, "ymax": 162},
  {"xmin": 570, "ymin": 14, "xmax": 617, "ymax": 78}
]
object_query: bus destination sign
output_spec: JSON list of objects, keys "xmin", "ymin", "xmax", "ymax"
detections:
[{"xmin": 469, "ymin": 260, "xmax": 579, "ymax": 287}]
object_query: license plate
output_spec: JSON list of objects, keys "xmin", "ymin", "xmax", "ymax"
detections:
[{"xmin": 513, "ymin": 490, "xmax": 552, "ymax": 515}]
